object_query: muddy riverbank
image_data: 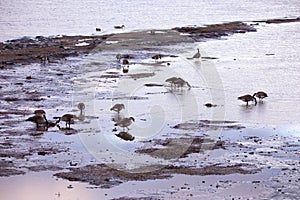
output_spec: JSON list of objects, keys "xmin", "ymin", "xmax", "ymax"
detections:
[
  {"xmin": 1, "ymin": 17, "xmax": 299, "ymax": 68},
  {"xmin": 1, "ymin": 17, "xmax": 300, "ymax": 200},
  {"xmin": 0, "ymin": 21, "xmax": 258, "ymax": 67}
]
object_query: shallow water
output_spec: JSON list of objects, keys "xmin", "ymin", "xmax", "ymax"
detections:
[
  {"xmin": 1, "ymin": 1, "xmax": 300, "ymax": 200},
  {"xmin": 200, "ymin": 22, "xmax": 300, "ymax": 127},
  {"xmin": 0, "ymin": 170, "xmax": 276, "ymax": 200},
  {"xmin": 1, "ymin": 0, "xmax": 299, "ymax": 41}
]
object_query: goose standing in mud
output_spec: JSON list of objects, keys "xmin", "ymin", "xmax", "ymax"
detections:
[
  {"xmin": 238, "ymin": 93, "xmax": 257, "ymax": 106},
  {"xmin": 174, "ymin": 77, "xmax": 191, "ymax": 89},
  {"xmin": 255, "ymin": 91, "xmax": 268, "ymax": 102},
  {"xmin": 116, "ymin": 54, "xmax": 131, "ymax": 62},
  {"xmin": 165, "ymin": 77, "xmax": 191, "ymax": 89},
  {"xmin": 116, "ymin": 53, "xmax": 122, "ymax": 61},
  {"xmin": 192, "ymin": 48, "xmax": 201, "ymax": 59},
  {"xmin": 122, "ymin": 66, "xmax": 129, "ymax": 73},
  {"xmin": 54, "ymin": 114, "xmax": 75, "ymax": 129},
  {"xmin": 115, "ymin": 117, "xmax": 135, "ymax": 131},
  {"xmin": 110, "ymin": 103, "xmax": 125, "ymax": 114},
  {"xmin": 165, "ymin": 77, "xmax": 178, "ymax": 87},
  {"xmin": 47, "ymin": 118, "xmax": 61, "ymax": 128},
  {"xmin": 122, "ymin": 59, "xmax": 129, "ymax": 65},
  {"xmin": 26, "ymin": 115, "xmax": 48, "ymax": 128},
  {"xmin": 152, "ymin": 54, "xmax": 162, "ymax": 62},
  {"xmin": 34, "ymin": 109, "xmax": 46, "ymax": 116},
  {"xmin": 28, "ymin": 110, "xmax": 60, "ymax": 129},
  {"xmin": 39, "ymin": 55, "xmax": 49, "ymax": 64},
  {"xmin": 187, "ymin": 48, "xmax": 201, "ymax": 59},
  {"xmin": 122, "ymin": 59, "xmax": 129, "ymax": 73},
  {"xmin": 114, "ymin": 25, "xmax": 125, "ymax": 29}
]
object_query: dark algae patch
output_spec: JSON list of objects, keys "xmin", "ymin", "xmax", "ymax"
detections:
[
  {"xmin": 173, "ymin": 22, "xmax": 257, "ymax": 41},
  {"xmin": 54, "ymin": 163, "xmax": 257, "ymax": 188}
]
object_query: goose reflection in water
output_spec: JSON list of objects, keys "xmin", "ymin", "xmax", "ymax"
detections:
[{"xmin": 77, "ymin": 102, "xmax": 85, "ymax": 121}]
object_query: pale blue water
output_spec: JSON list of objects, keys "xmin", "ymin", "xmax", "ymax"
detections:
[
  {"xmin": 0, "ymin": 0, "xmax": 299, "ymax": 41},
  {"xmin": 0, "ymin": 1, "xmax": 300, "ymax": 200}
]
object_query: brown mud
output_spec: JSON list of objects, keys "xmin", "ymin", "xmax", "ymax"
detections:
[
  {"xmin": 54, "ymin": 163, "xmax": 256, "ymax": 189},
  {"xmin": 0, "ymin": 17, "xmax": 300, "ymax": 199}
]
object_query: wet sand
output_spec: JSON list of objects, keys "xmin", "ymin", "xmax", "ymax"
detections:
[{"xmin": 1, "ymin": 17, "xmax": 300, "ymax": 200}]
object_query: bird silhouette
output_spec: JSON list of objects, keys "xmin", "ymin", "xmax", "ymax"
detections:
[
  {"xmin": 110, "ymin": 103, "xmax": 125, "ymax": 114},
  {"xmin": 238, "ymin": 93, "xmax": 257, "ymax": 106},
  {"xmin": 26, "ymin": 115, "xmax": 48, "ymax": 128},
  {"xmin": 114, "ymin": 25, "xmax": 125, "ymax": 29},
  {"xmin": 192, "ymin": 48, "xmax": 201, "ymax": 59},
  {"xmin": 115, "ymin": 117, "xmax": 135, "ymax": 130},
  {"xmin": 54, "ymin": 114, "xmax": 75, "ymax": 129},
  {"xmin": 165, "ymin": 77, "xmax": 191, "ymax": 89},
  {"xmin": 255, "ymin": 91, "xmax": 268, "ymax": 102}
]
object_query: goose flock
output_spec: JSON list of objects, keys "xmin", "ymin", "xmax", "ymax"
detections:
[
  {"xmin": 26, "ymin": 103, "xmax": 85, "ymax": 130},
  {"xmin": 26, "ymin": 48, "xmax": 268, "ymax": 134},
  {"xmin": 238, "ymin": 91, "xmax": 268, "ymax": 106},
  {"xmin": 110, "ymin": 103, "xmax": 135, "ymax": 131},
  {"xmin": 110, "ymin": 103, "xmax": 135, "ymax": 141}
]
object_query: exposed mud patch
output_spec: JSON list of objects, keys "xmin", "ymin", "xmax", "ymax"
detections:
[
  {"xmin": 0, "ymin": 35, "xmax": 112, "ymax": 67},
  {"xmin": 172, "ymin": 120, "xmax": 245, "ymax": 130},
  {"xmin": 254, "ymin": 17, "xmax": 300, "ymax": 24},
  {"xmin": 0, "ymin": 160, "xmax": 25, "ymax": 176},
  {"xmin": 136, "ymin": 137, "xmax": 225, "ymax": 159},
  {"xmin": 126, "ymin": 72, "xmax": 156, "ymax": 80},
  {"xmin": 0, "ymin": 17, "xmax": 299, "ymax": 199},
  {"xmin": 54, "ymin": 163, "xmax": 257, "ymax": 188},
  {"xmin": 173, "ymin": 22, "xmax": 256, "ymax": 41}
]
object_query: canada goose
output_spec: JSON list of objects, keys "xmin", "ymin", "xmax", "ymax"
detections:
[
  {"xmin": 115, "ymin": 131, "xmax": 135, "ymax": 141},
  {"xmin": 34, "ymin": 109, "xmax": 46, "ymax": 116},
  {"xmin": 165, "ymin": 77, "xmax": 179, "ymax": 87},
  {"xmin": 152, "ymin": 54, "xmax": 162, "ymax": 61},
  {"xmin": 47, "ymin": 118, "xmax": 61, "ymax": 128},
  {"xmin": 54, "ymin": 114, "xmax": 75, "ymax": 129},
  {"xmin": 115, "ymin": 117, "xmax": 135, "ymax": 130},
  {"xmin": 40, "ymin": 55, "xmax": 49, "ymax": 63},
  {"xmin": 192, "ymin": 48, "xmax": 201, "ymax": 59},
  {"xmin": 255, "ymin": 91, "xmax": 268, "ymax": 101},
  {"xmin": 122, "ymin": 59, "xmax": 129, "ymax": 65},
  {"xmin": 122, "ymin": 65, "xmax": 129, "ymax": 73},
  {"xmin": 150, "ymin": 30, "xmax": 155, "ymax": 35},
  {"xmin": 114, "ymin": 25, "xmax": 125, "ymax": 29},
  {"xmin": 110, "ymin": 103, "xmax": 125, "ymax": 114},
  {"xmin": 204, "ymin": 103, "xmax": 217, "ymax": 107},
  {"xmin": 173, "ymin": 77, "xmax": 191, "ymax": 89},
  {"xmin": 238, "ymin": 93, "xmax": 257, "ymax": 106},
  {"xmin": 26, "ymin": 115, "xmax": 48, "ymax": 128},
  {"xmin": 122, "ymin": 59, "xmax": 129, "ymax": 73},
  {"xmin": 116, "ymin": 53, "xmax": 122, "ymax": 61}
]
